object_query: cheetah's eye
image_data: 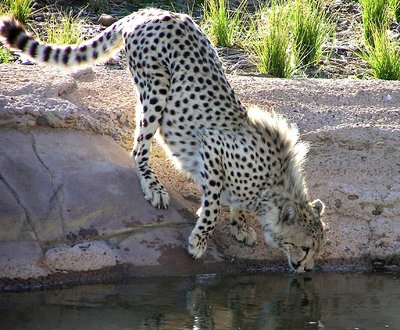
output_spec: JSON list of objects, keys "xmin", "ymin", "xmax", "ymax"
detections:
[{"xmin": 302, "ymin": 246, "xmax": 310, "ymax": 254}]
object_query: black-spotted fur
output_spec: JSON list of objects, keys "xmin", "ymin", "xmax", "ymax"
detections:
[{"xmin": 0, "ymin": 9, "xmax": 325, "ymax": 272}]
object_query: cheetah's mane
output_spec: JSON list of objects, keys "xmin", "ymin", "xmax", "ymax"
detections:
[{"xmin": 246, "ymin": 106, "xmax": 309, "ymax": 203}]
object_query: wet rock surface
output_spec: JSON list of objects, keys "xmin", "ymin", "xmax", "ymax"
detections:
[
  {"xmin": 0, "ymin": 127, "xmax": 226, "ymax": 282},
  {"xmin": 0, "ymin": 65, "xmax": 399, "ymax": 290}
]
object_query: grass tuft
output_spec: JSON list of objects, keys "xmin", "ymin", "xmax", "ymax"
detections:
[
  {"xmin": 360, "ymin": 29, "xmax": 400, "ymax": 80},
  {"xmin": 242, "ymin": 0, "xmax": 335, "ymax": 77},
  {"xmin": 292, "ymin": 0, "xmax": 335, "ymax": 67},
  {"xmin": 44, "ymin": 10, "xmax": 84, "ymax": 45},
  {"xmin": 359, "ymin": 0, "xmax": 390, "ymax": 47},
  {"xmin": 0, "ymin": 46, "xmax": 12, "ymax": 64},
  {"xmin": 4, "ymin": 0, "xmax": 36, "ymax": 24},
  {"xmin": 389, "ymin": 0, "xmax": 400, "ymax": 23},
  {"xmin": 201, "ymin": 0, "xmax": 246, "ymax": 48},
  {"xmin": 244, "ymin": 2, "xmax": 295, "ymax": 78}
]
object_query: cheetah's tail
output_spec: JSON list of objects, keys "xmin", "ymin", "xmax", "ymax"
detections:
[{"xmin": 0, "ymin": 16, "xmax": 124, "ymax": 67}]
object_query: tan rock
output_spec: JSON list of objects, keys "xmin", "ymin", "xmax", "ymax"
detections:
[
  {"xmin": 98, "ymin": 14, "xmax": 118, "ymax": 27},
  {"xmin": 0, "ymin": 65, "xmax": 399, "ymax": 287},
  {"xmin": 44, "ymin": 241, "xmax": 119, "ymax": 272}
]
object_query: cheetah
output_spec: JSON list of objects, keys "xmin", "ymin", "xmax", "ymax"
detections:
[{"xmin": 0, "ymin": 8, "xmax": 325, "ymax": 272}]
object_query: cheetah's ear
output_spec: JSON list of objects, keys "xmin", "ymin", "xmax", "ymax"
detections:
[
  {"xmin": 312, "ymin": 199, "xmax": 325, "ymax": 216},
  {"xmin": 280, "ymin": 201, "xmax": 298, "ymax": 225}
]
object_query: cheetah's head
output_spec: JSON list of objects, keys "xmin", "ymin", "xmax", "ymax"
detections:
[{"xmin": 263, "ymin": 199, "xmax": 325, "ymax": 273}]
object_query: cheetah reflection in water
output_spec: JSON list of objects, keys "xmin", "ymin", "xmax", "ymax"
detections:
[{"xmin": 0, "ymin": 8, "xmax": 325, "ymax": 272}]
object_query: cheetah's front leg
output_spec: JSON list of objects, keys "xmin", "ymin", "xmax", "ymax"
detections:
[
  {"xmin": 131, "ymin": 72, "xmax": 170, "ymax": 209},
  {"xmin": 230, "ymin": 208, "xmax": 257, "ymax": 246},
  {"xmin": 133, "ymin": 155, "xmax": 170, "ymax": 209},
  {"xmin": 189, "ymin": 186, "xmax": 222, "ymax": 258},
  {"xmin": 188, "ymin": 138, "xmax": 222, "ymax": 258}
]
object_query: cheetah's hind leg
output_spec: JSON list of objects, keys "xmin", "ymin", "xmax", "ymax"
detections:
[{"xmin": 230, "ymin": 208, "xmax": 257, "ymax": 246}]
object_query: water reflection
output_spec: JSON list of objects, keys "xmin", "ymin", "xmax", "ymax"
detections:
[
  {"xmin": 186, "ymin": 276, "xmax": 325, "ymax": 330},
  {"xmin": 0, "ymin": 273, "xmax": 398, "ymax": 330}
]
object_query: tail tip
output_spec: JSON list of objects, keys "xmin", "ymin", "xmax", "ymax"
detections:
[{"xmin": 0, "ymin": 16, "xmax": 25, "ymax": 47}]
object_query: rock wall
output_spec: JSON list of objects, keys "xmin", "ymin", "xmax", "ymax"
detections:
[
  {"xmin": 0, "ymin": 65, "xmax": 399, "ymax": 289},
  {"xmin": 231, "ymin": 77, "xmax": 400, "ymax": 269}
]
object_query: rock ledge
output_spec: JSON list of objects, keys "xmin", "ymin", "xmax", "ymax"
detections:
[{"xmin": 0, "ymin": 65, "xmax": 399, "ymax": 290}]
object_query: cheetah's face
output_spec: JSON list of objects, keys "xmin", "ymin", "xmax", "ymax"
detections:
[{"xmin": 264, "ymin": 199, "xmax": 325, "ymax": 273}]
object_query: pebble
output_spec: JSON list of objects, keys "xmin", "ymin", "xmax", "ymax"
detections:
[
  {"xmin": 347, "ymin": 194, "xmax": 359, "ymax": 200},
  {"xmin": 20, "ymin": 57, "xmax": 35, "ymax": 65},
  {"xmin": 384, "ymin": 94, "xmax": 392, "ymax": 101},
  {"xmin": 36, "ymin": 116, "xmax": 49, "ymax": 126},
  {"xmin": 106, "ymin": 54, "xmax": 123, "ymax": 66},
  {"xmin": 26, "ymin": 119, "xmax": 36, "ymax": 127},
  {"xmin": 334, "ymin": 199, "xmax": 342, "ymax": 208},
  {"xmin": 34, "ymin": 14, "xmax": 44, "ymax": 22},
  {"xmin": 98, "ymin": 14, "xmax": 118, "ymax": 27}
]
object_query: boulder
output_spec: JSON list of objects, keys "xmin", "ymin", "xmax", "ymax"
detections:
[
  {"xmin": 0, "ymin": 65, "xmax": 399, "ymax": 289},
  {"xmin": 0, "ymin": 128, "xmax": 225, "ymax": 281}
]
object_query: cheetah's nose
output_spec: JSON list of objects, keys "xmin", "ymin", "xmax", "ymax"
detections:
[{"xmin": 291, "ymin": 261, "xmax": 300, "ymax": 269}]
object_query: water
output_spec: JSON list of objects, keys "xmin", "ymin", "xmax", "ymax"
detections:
[{"xmin": 0, "ymin": 273, "xmax": 399, "ymax": 330}]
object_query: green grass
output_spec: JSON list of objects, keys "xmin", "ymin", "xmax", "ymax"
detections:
[
  {"xmin": 242, "ymin": 0, "xmax": 335, "ymax": 77},
  {"xmin": 244, "ymin": 2, "xmax": 295, "ymax": 78},
  {"xmin": 201, "ymin": 0, "xmax": 246, "ymax": 47},
  {"xmin": 389, "ymin": 0, "xmax": 400, "ymax": 23},
  {"xmin": 0, "ymin": 46, "xmax": 12, "ymax": 64},
  {"xmin": 291, "ymin": 0, "xmax": 335, "ymax": 67},
  {"xmin": 360, "ymin": 29, "xmax": 400, "ymax": 79},
  {"xmin": 358, "ymin": 0, "xmax": 400, "ymax": 79},
  {"xmin": 359, "ymin": 0, "xmax": 391, "ymax": 47},
  {"xmin": 45, "ymin": 11, "xmax": 83, "ymax": 45},
  {"xmin": 4, "ymin": 0, "xmax": 36, "ymax": 24}
]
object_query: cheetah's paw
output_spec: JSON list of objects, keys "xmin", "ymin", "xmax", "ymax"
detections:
[
  {"xmin": 140, "ymin": 177, "xmax": 170, "ymax": 209},
  {"xmin": 230, "ymin": 225, "xmax": 257, "ymax": 246},
  {"xmin": 188, "ymin": 231, "xmax": 208, "ymax": 259}
]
